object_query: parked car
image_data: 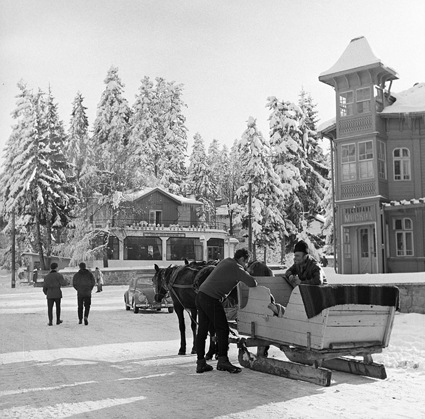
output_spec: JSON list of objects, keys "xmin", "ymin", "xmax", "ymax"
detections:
[
  {"xmin": 268, "ymin": 264, "xmax": 287, "ymax": 277},
  {"xmin": 124, "ymin": 277, "xmax": 174, "ymax": 313}
]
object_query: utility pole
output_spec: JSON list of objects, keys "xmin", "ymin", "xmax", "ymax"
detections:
[
  {"xmin": 11, "ymin": 209, "xmax": 16, "ymax": 288},
  {"xmin": 248, "ymin": 182, "xmax": 252, "ymax": 253}
]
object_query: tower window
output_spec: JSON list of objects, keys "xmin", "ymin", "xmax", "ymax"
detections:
[
  {"xmin": 356, "ymin": 87, "xmax": 371, "ymax": 114},
  {"xmin": 393, "ymin": 148, "xmax": 411, "ymax": 181},
  {"xmin": 339, "ymin": 91, "xmax": 354, "ymax": 117}
]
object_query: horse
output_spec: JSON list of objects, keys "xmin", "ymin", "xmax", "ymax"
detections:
[
  {"xmin": 247, "ymin": 260, "xmax": 274, "ymax": 276},
  {"xmin": 152, "ymin": 260, "xmax": 218, "ymax": 356}
]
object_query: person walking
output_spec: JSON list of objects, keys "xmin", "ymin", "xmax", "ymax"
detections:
[
  {"xmin": 195, "ymin": 248, "xmax": 257, "ymax": 374},
  {"xmin": 93, "ymin": 267, "xmax": 104, "ymax": 293},
  {"xmin": 72, "ymin": 262, "xmax": 96, "ymax": 325},
  {"xmin": 43, "ymin": 262, "xmax": 67, "ymax": 326}
]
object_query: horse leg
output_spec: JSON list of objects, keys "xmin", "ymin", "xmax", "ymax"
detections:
[
  {"xmin": 175, "ymin": 306, "xmax": 187, "ymax": 355},
  {"xmin": 205, "ymin": 322, "xmax": 217, "ymax": 360},
  {"xmin": 190, "ymin": 308, "xmax": 197, "ymax": 355}
]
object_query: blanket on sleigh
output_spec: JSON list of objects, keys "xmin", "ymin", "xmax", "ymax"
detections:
[{"xmin": 299, "ymin": 284, "xmax": 400, "ymax": 319}]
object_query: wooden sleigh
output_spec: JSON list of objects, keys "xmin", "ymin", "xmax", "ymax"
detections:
[{"xmin": 233, "ymin": 277, "xmax": 399, "ymax": 386}]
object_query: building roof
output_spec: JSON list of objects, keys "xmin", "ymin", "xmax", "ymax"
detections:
[
  {"xmin": 380, "ymin": 82, "xmax": 425, "ymax": 116},
  {"xmin": 319, "ymin": 36, "xmax": 398, "ymax": 83},
  {"xmin": 383, "ymin": 198, "xmax": 425, "ymax": 209},
  {"xmin": 122, "ymin": 187, "xmax": 203, "ymax": 205}
]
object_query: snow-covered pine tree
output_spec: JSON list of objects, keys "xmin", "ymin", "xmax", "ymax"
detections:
[
  {"xmin": 268, "ymin": 94, "xmax": 328, "ymax": 252},
  {"xmin": 297, "ymin": 89, "xmax": 329, "ymax": 249},
  {"xmin": 322, "ymin": 151, "xmax": 334, "ymax": 255},
  {"xmin": 0, "ymin": 82, "xmax": 76, "ymax": 269},
  {"xmin": 129, "ymin": 76, "xmax": 188, "ymax": 193},
  {"xmin": 234, "ymin": 117, "xmax": 290, "ymax": 256},
  {"xmin": 91, "ymin": 66, "xmax": 134, "ymax": 198},
  {"xmin": 207, "ymin": 138, "xmax": 222, "ymax": 226},
  {"xmin": 187, "ymin": 133, "xmax": 216, "ymax": 225},
  {"xmin": 66, "ymin": 92, "xmax": 91, "ymax": 187}
]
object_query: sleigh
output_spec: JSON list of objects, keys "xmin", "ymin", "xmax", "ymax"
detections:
[{"xmin": 234, "ymin": 277, "xmax": 399, "ymax": 386}]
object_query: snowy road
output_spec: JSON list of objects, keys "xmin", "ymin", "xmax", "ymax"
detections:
[{"xmin": 0, "ymin": 283, "xmax": 424, "ymax": 419}]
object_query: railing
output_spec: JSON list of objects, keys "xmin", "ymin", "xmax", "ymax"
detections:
[{"xmin": 92, "ymin": 219, "xmax": 229, "ymax": 232}]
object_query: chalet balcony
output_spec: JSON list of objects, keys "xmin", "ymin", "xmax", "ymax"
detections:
[{"xmin": 91, "ymin": 218, "xmax": 229, "ymax": 232}]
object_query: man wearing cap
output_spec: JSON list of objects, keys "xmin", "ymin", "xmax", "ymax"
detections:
[{"xmin": 284, "ymin": 240, "xmax": 327, "ymax": 287}]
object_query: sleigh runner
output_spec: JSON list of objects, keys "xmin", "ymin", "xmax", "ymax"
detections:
[{"xmin": 233, "ymin": 277, "xmax": 399, "ymax": 386}]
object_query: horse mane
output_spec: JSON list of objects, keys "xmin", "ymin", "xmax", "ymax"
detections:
[{"xmin": 247, "ymin": 260, "xmax": 274, "ymax": 276}]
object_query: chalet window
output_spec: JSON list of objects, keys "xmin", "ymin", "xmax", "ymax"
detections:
[
  {"xmin": 149, "ymin": 210, "xmax": 162, "ymax": 226},
  {"xmin": 393, "ymin": 148, "xmax": 411, "ymax": 181},
  {"xmin": 358, "ymin": 141, "xmax": 374, "ymax": 179},
  {"xmin": 124, "ymin": 237, "xmax": 162, "ymax": 260},
  {"xmin": 378, "ymin": 141, "xmax": 387, "ymax": 180},
  {"xmin": 166, "ymin": 238, "xmax": 203, "ymax": 261},
  {"xmin": 395, "ymin": 218, "xmax": 413, "ymax": 256},
  {"xmin": 339, "ymin": 91, "xmax": 354, "ymax": 117},
  {"xmin": 356, "ymin": 87, "xmax": 371, "ymax": 114},
  {"xmin": 341, "ymin": 143, "xmax": 356, "ymax": 181}
]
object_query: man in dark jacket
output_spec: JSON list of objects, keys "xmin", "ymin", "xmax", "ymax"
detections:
[
  {"xmin": 285, "ymin": 240, "xmax": 327, "ymax": 287},
  {"xmin": 195, "ymin": 248, "xmax": 257, "ymax": 374},
  {"xmin": 43, "ymin": 262, "xmax": 67, "ymax": 326},
  {"xmin": 73, "ymin": 262, "xmax": 96, "ymax": 325}
]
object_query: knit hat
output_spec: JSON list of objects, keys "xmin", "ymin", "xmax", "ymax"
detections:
[{"xmin": 294, "ymin": 240, "xmax": 308, "ymax": 254}]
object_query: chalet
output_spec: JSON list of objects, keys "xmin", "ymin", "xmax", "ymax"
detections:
[
  {"xmin": 89, "ymin": 187, "xmax": 238, "ymax": 267},
  {"xmin": 319, "ymin": 36, "xmax": 425, "ymax": 274}
]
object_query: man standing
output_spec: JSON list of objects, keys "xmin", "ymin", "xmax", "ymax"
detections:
[
  {"xmin": 93, "ymin": 267, "xmax": 104, "ymax": 293},
  {"xmin": 43, "ymin": 263, "xmax": 67, "ymax": 326},
  {"xmin": 195, "ymin": 248, "xmax": 257, "ymax": 374},
  {"xmin": 73, "ymin": 262, "xmax": 96, "ymax": 325},
  {"xmin": 285, "ymin": 240, "xmax": 327, "ymax": 287}
]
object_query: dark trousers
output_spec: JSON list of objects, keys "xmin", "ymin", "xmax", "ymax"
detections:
[
  {"xmin": 47, "ymin": 298, "xmax": 61, "ymax": 324},
  {"xmin": 77, "ymin": 295, "xmax": 92, "ymax": 320},
  {"xmin": 196, "ymin": 291, "xmax": 229, "ymax": 360}
]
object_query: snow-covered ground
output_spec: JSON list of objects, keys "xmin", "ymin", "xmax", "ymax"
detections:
[{"xmin": 0, "ymin": 271, "xmax": 424, "ymax": 418}]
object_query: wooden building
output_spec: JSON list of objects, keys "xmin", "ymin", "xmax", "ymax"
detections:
[
  {"xmin": 89, "ymin": 187, "xmax": 238, "ymax": 268},
  {"xmin": 319, "ymin": 36, "xmax": 425, "ymax": 274}
]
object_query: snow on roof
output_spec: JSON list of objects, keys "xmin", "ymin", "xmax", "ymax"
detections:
[
  {"xmin": 317, "ymin": 117, "xmax": 336, "ymax": 133},
  {"xmin": 320, "ymin": 36, "xmax": 398, "ymax": 79},
  {"xmin": 381, "ymin": 83, "xmax": 425, "ymax": 115},
  {"xmin": 383, "ymin": 198, "xmax": 425, "ymax": 208},
  {"xmin": 123, "ymin": 187, "xmax": 202, "ymax": 205}
]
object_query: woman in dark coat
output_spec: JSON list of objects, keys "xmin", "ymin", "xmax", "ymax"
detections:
[{"xmin": 43, "ymin": 262, "xmax": 68, "ymax": 326}]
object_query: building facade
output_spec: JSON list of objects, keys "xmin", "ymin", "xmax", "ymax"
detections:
[
  {"xmin": 319, "ymin": 36, "xmax": 425, "ymax": 274},
  {"xmin": 89, "ymin": 187, "xmax": 238, "ymax": 268}
]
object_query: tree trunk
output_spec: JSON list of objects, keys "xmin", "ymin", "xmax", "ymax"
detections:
[
  {"xmin": 46, "ymin": 215, "xmax": 52, "ymax": 269},
  {"xmin": 34, "ymin": 200, "xmax": 46, "ymax": 270}
]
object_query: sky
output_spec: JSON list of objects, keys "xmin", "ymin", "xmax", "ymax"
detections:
[{"xmin": 1, "ymin": 0, "xmax": 425, "ymax": 165}]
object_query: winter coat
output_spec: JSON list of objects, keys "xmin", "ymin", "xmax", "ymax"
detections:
[
  {"xmin": 43, "ymin": 270, "xmax": 67, "ymax": 299},
  {"xmin": 94, "ymin": 269, "xmax": 104, "ymax": 285},
  {"xmin": 285, "ymin": 255, "xmax": 327, "ymax": 285},
  {"xmin": 73, "ymin": 268, "xmax": 96, "ymax": 297}
]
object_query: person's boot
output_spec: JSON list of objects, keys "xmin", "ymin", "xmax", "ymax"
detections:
[
  {"xmin": 196, "ymin": 359, "xmax": 213, "ymax": 373},
  {"xmin": 217, "ymin": 356, "xmax": 242, "ymax": 373},
  {"xmin": 84, "ymin": 317, "xmax": 88, "ymax": 325}
]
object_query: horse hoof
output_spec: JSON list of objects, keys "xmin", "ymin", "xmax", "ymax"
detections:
[
  {"xmin": 191, "ymin": 349, "xmax": 196, "ymax": 355},
  {"xmin": 178, "ymin": 351, "xmax": 186, "ymax": 355}
]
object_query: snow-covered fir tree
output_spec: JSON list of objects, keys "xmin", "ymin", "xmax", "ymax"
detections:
[
  {"xmin": 268, "ymin": 94, "xmax": 328, "ymax": 251},
  {"xmin": 66, "ymin": 92, "xmax": 91, "ymax": 187},
  {"xmin": 187, "ymin": 133, "xmax": 216, "ymax": 225},
  {"xmin": 91, "ymin": 66, "xmax": 135, "ymax": 199},
  {"xmin": 0, "ymin": 82, "xmax": 76, "ymax": 269},
  {"xmin": 129, "ymin": 76, "xmax": 188, "ymax": 192},
  {"xmin": 234, "ymin": 117, "xmax": 290, "ymax": 255}
]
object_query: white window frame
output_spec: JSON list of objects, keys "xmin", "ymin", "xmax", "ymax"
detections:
[
  {"xmin": 356, "ymin": 87, "xmax": 371, "ymax": 114},
  {"xmin": 378, "ymin": 141, "xmax": 387, "ymax": 180},
  {"xmin": 394, "ymin": 218, "xmax": 413, "ymax": 256},
  {"xmin": 339, "ymin": 91, "xmax": 354, "ymax": 117},
  {"xmin": 358, "ymin": 140, "xmax": 374, "ymax": 179},
  {"xmin": 393, "ymin": 148, "xmax": 411, "ymax": 181},
  {"xmin": 341, "ymin": 143, "xmax": 357, "ymax": 181}
]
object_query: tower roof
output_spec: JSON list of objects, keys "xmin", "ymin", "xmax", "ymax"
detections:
[{"xmin": 319, "ymin": 36, "xmax": 398, "ymax": 85}]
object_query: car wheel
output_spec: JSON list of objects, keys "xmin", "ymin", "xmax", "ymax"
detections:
[
  {"xmin": 133, "ymin": 303, "xmax": 139, "ymax": 314},
  {"xmin": 168, "ymin": 307, "xmax": 174, "ymax": 313},
  {"xmin": 125, "ymin": 304, "xmax": 130, "ymax": 311}
]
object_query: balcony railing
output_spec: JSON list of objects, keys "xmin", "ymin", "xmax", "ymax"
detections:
[{"xmin": 91, "ymin": 218, "xmax": 229, "ymax": 232}]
